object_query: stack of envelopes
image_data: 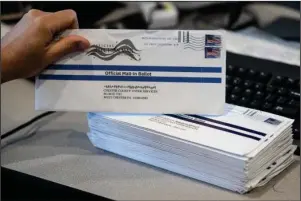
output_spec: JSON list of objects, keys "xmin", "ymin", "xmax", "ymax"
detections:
[{"xmin": 86, "ymin": 104, "xmax": 296, "ymax": 193}]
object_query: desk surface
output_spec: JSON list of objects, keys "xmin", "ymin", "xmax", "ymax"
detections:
[{"xmin": 1, "ymin": 80, "xmax": 300, "ymax": 200}]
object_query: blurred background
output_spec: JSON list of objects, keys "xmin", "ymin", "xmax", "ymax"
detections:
[
  {"xmin": 1, "ymin": 1, "xmax": 300, "ymax": 62},
  {"xmin": 1, "ymin": 1, "xmax": 300, "ymax": 36}
]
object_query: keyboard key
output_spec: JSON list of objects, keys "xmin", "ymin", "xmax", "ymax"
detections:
[
  {"xmin": 262, "ymin": 102, "xmax": 273, "ymax": 112},
  {"xmin": 266, "ymin": 85, "xmax": 276, "ymax": 93},
  {"xmin": 288, "ymin": 99, "xmax": 300, "ymax": 107},
  {"xmin": 289, "ymin": 91, "xmax": 300, "ymax": 99},
  {"xmin": 226, "ymin": 84, "xmax": 233, "ymax": 94},
  {"xmin": 238, "ymin": 97, "xmax": 250, "ymax": 106},
  {"xmin": 254, "ymin": 91, "xmax": 265, "ymax": 99},
  {"xmin": 265, "ymin": 94, "xmax": 277, "ymax": 102},
  {"xmin": 237, "ymin": 67, "xmax": 246, "ymax": 77},
  {"xmin": 293, "ymin": 128, "xmax": 300, "ymax": 140},
  {"xmin": 243, "ymin": 80, "xmax": 254, "ymax": 88},
  {"xmin": 243, "ymin": 89, "xmax": 253, "ymax": 97},
  {"xmin": 233, "ymin": 78, "xmax": 242, "ymax": 86},
  {"xmin": 254, "ymin": 82, "xmax": 264, "ymax": 91},
  {"xmin": 271, "ymin": 76, "xmax": 286, "ymax": 86},
  {"xmin": 227, "ymin": 65, "xmax": 236, "ymax": 75},
  {"xmin": 282, "ymin": 106, "xmax": 298, "ymax": 117},
  {"xmin": 273, "ymin": 106, "xmax": 298, "ymax": 117},
  {"xmin": 286, "ymin": 78, "xmax": 295, "ymax": 87},
  {"xmin": 272, "ymin": 106, "xmax": 282, "ymax": 115},
  {"xmin": 232, "ymin": 86, "xmax": 242, "ymax": 94},
  {"xmin": 277, "ymin": 88, "xmax": 288, "ymax": 96},
  {"xmin": 258, "ymin": 72, "xmax": 272, "ymax": 83},
  {"xmin": 276, "ymin": 97, "xmax": 287, "ymax": 105},
  {"xmin": 247, "ymin": 69, "xmax": 258, "ymax": 78},
  {"xmin": 229, "ymin": 94, "xmax": 239, "ymax": 103},
  {"xmin": 250, "ymin": 100, "xmax": 261, "ymax": 109},
  {"xmin": 226, "ymin": 75, "xmax": 233, "ymax": 85}
]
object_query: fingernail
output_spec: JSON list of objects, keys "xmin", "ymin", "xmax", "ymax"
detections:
[{"xmin": 76, "ymin": 42, "xmax": 89, "ymax": 51}]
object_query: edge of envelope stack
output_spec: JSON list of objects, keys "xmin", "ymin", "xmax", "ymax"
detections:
[{"xmin": 86, "ymin": 104, "xmax": 297, "ymax": 194}]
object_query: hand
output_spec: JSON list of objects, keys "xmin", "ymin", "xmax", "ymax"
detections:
[{"xmin": 1, "ymin": 9, "xmax": 90, "ymax": 83}]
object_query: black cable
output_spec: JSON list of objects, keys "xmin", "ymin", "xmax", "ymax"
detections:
[{"xmin": 1, "ymin": 111, "xmax": 56, "ymax": 140}]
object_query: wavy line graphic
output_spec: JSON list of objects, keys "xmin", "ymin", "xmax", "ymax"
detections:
[
  {"xmin": 188, "ymin": 37, "xmax": 204, "ymax": 41},
  {"xmin": 189, "ymin": 40, "xmax": 205, "ymax": 44},
  {"xmin": 182, "ymin": 33, "xmax": 205, "ymax": 51},
  {"xmin": 190, "ymin": 35, "xmax": 204, "ymax": 40},
  {"xmin": 184, "ymin": 46, "xmax": 203, "ymax": 50},
  {"xmin": 189, "ymin": 38, "xmax": 205, "ymax": 44},
  {"xmin": 184, "ymin": 46, "xmax": 203, "ymax": 51},
  {"xmin": 184, "ymin": 46, "xmax": 204, "ymax": 50},
  {"xmin": 183, "ymin": 36, "xmax": 204, "ymax": 42},
  {"xmin": 185, "ymin": 42, "xmax": 205, "ymax": 47},
  {"xmin": 86, "ymin": 39, "xmax": 141, "ymax": 61},
  {"xmin": 189, "ymin": 37, "xmax": 204, "ymax": 42},
  {"xmin": 184, "ymin": 43, "xmax": 205, "ymax": 48}
]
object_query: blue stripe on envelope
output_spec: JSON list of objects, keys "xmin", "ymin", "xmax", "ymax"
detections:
[
  {"xmin": 186, "ymin": 115, "xmax": 266, "ymax": 137},
  {"xmin": 165, "ymin": 114, "xmax": 261, "ymax": 141},
  {"xmin": 47, "ymin": 64, "xmax": 222, "ymax": 73},
  {"xmin": 38, "ymin": 75, "xmax": 222, "ymax": 83}
]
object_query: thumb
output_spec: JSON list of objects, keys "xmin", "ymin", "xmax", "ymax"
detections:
[{"xmin": 45, "ymin": 35, "xmax": 90, "ymax": 65}]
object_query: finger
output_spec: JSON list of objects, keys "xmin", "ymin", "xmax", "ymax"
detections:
[
  {"xmin": 44, "ymin": 35, "xmax": 90, "ymax": 65},
  {"xmin": 42, "ymin": 9, "xmax": 79, "ymax": 35},
  {"xmin": 26, "ymin": 9, "xmax": 51, "ymax": 19},
  {"xmin": 2, "ymin": 9, "xmax": 52, "ymax": 47}
]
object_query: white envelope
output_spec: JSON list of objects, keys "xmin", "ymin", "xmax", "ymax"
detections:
[
  {"xmin": 35, "ymin": 29, "xmax": 226, "ymax": 114},
  {"xmin": 86, "ymin": 104, "xmax": 296, "ymax": 194},
  {"xmin": 90, "ymin": 104, "xmax": 294, "ymax": 156}
]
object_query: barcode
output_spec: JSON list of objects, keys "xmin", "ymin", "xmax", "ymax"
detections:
[
  {"xmin": 244, "ymin": 110, "xmax": 258, "ymax": 117},
  {"xmin": 264, "ymin": 118, "xmax": 282, "ymax": 126},
  {"xmin": 178, "ymin": 31, "xmax": 190, "ymax": 43}
]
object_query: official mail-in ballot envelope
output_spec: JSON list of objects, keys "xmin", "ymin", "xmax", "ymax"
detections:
[{"xmin": 35, "ymin": 29, "xmax": 226, "ymax": 114}]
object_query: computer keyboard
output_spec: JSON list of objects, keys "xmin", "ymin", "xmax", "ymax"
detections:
[{"xmin": 226, "ymin": 52, "xmax": 300, "ymax": 155}]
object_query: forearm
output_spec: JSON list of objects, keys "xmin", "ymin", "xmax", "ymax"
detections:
[
  {"xmin": 1, "ymin": 49, "xmax": 9, "ymax": 84},
  {"xmin": 1, "ymin": 48, "xmax": 16, "ymax": 84}
]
